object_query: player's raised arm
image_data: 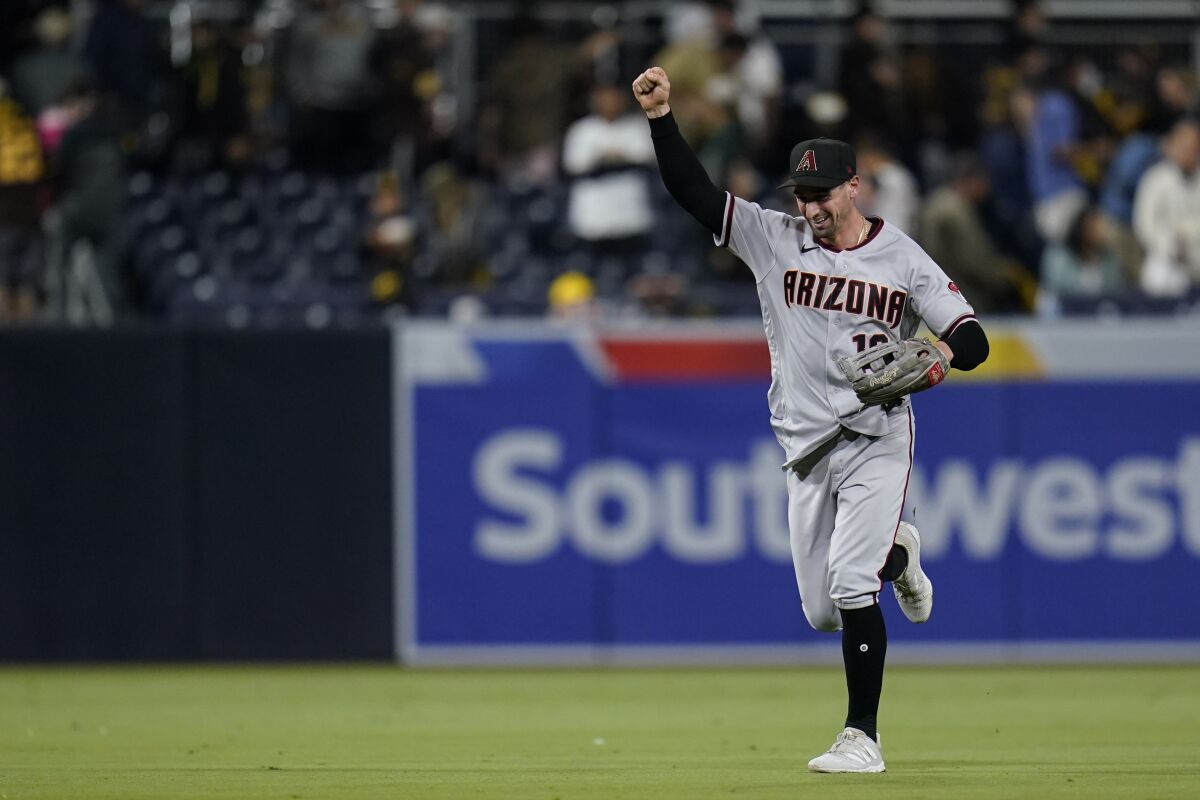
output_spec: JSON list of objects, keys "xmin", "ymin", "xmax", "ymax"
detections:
[{"xmin": 631, "ymin": 67, "xmax": 726, "ymax": 237}]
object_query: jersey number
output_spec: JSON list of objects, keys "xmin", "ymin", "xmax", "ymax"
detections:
[{"xmin": 852, "ymin": 333, "xmax": 889, "ymax": 352}]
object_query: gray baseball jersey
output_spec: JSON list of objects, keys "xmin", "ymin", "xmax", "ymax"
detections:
[{"xmin": 715, "ymin": 194, "xmax": 976, "ymax": 468}]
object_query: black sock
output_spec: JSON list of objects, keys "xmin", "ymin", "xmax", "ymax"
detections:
[
  {"xmin": 840, "ymin": 603, "xmax": 887, "ymax": 742},
  {"xmin": 878, "ymin": 543, "xmax": 909, "ymax": 582}
]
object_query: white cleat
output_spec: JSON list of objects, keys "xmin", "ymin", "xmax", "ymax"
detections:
[
  {"xmin": 807, "ymin": 727, "xmax": 886, "ymax": 773},
  {"xmin": 893, "ymin": 521, "xmax": 933, "ymax": 623}
]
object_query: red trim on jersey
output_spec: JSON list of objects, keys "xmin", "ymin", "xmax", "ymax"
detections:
[
  {"xmin": 874, "ymin": 406, "xmax": 915, "ymax": 597},
  {"xmin": 813, "ymin": 216, "xmax": 884, "ymax": 253},
  {"xmin": 717, "ymin": 192, "xmax": 735, "ymax": 247},
  {"xmin": 939, "ymin": 313, "xmax": 976, "ymax": 340}
]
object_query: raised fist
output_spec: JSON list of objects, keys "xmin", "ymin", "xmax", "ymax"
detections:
[{"xmin": 631, "ymin": 67, "xmax": 671, "ymax": 118}]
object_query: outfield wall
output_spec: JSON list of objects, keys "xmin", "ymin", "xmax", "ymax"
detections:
[
  {"xmin": 0, "ymin": 330, "xmax": 393, "ymax": 661},
  {"xmin": 2, "ymin": 320, "xmax": 1199, "ymax": 663},
  {"xmin": 397, "ymin": 320, "xmax": 1200, "ymax": 665}
]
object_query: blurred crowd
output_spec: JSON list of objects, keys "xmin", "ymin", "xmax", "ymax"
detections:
[{"xmin": 0, "ymin": 0, "xmax": 1198, "ymax": 326}]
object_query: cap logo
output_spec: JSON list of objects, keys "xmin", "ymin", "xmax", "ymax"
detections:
[{"xmin": 796, "ymin": 149, "xmax": 817, "ymax": 173}]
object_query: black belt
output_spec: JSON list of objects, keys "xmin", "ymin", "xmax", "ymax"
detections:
[{"xmin": 791, "ymin": 426, "xmax": 862, "ymax": 479}]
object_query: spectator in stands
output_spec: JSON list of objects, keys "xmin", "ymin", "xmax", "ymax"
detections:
[
  {"xmin": 651, "ymin": 4, "xmax": 728, "ymax": 176},
  {"xmin": 411, "ymin": 6, "xmax": 462, "ymax": 173},
  {"xmin": 1059, "ymin": 56, "xmax": 1120, "ymax": 186},
  {"xmin": 1133, "ymin": 117, "xmax": 1200, "ymax": 296},
  {"xmin": 706, "ymin": 0, "xmax": 783, "ymax": 166},
  {"xmin": 180, "ymin": 19, "xmax": 253, "ymax": 169},
  {"xmin": 562, "ymin": 83, "xmax": 656, "ymax": 269},
  {"xmin": 287, "ymin": 0, "xmax": 378, "ymax": 172},
  {"xmin": 649, "ymin": 7, "xmax": 768, "ymax": 185},
  {"xmin": 1040, "ymin": 204, "xmax": 1126, "ymax": 302},
  {"xmin": 477, "ymin": 13, "xmax": 603, "ymax": 187},
  {"xmin": 369, "ymin": 2, "xmax": 460, "ymax": 184},
  {"xmin": 1100, "ymin": 133, "xmax": 1160, "ymax": 227},
  {"xmin": 978, "ymin": 83, "xmax": 1042, "ymax": 272},
  {"xmin": 698, "ymin": 33, "xmax": 751, "ymax": 181},
  {"xmin": 1003, "ymin": 0, "xmax": 1048, "ymax": 61},
  {"xmin": 370, "ymin": 22, "xmax": 427, "ymax": 180},
  {"xmin": 903, "ymin": 44, "xmax": 979, "ymax": 170},
  {"xmin": 919, "ymin": 153, "xmax": 1027, "ymax": 315},
  {"xmin": 53, "ymin": 80, "xmax": 129, "ymax": 318},
  {"xmin": 419, "ymin": 162, "xmax": 486, "ymax": 286},
  {"xmin": 0, "ymin": 83, "xmax": 48, "ymax": 323},
  {"xmin": 1102, "ymin": 47, "xmax": 1158, "ymax": 138},
  {"xmin": 854, "ymin": 134, "xmax": 920, "ymax": 236},
  {"xmin": 654, "ymin": 5, "xmax": 717, "ymax": 115},
  {"xmin": 1101, "ymin": 61, "xmax": 1197, "ymax": 281},
  {"xmin": 9, "ymin": 8, "xmax": 88, "ymax": 118},
  {"xmin": 84, "ymin": 0, "xmax": 163, "ymax": 125},
  {"xmin": 1097, "ymin": 132, "xmax": 1159, "ymax": 282},
  {"xmin": 1021, "ymin": 61, "xmax": 1090, "ymax": 243},
  {"xmin": 837, "ymin": 5, "xmax": 907, "ymax": 156},
  {"xmin": 1142, "ymin": 65, "xmax": 1199, "ymax": 136},
  {"xmin": 547, "ymin": 270, "xmax": 598, "ymax": 322},
  {"xmin": 363, "ymin": 172, "xmax": 418, "ymax": 310}
]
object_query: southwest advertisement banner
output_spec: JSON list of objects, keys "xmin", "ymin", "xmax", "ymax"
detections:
[{"xmin": 396, "ymin": 322, "xmax": 1200, "ymax": 663}]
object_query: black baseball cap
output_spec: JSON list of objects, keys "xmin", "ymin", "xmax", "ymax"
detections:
[{"xmin": 777, "ymin": 138, "xmax": 857, "ymax": 190}]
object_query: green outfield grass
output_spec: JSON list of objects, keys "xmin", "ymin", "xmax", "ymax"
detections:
[{"xmin": 2, "ymin": 665, "xmax": 1198, "ymax": 799}]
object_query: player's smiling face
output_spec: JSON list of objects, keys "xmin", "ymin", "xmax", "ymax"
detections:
[{"xmin": 794, "ymin": 177, "xmax": 859, "ymax": 242}]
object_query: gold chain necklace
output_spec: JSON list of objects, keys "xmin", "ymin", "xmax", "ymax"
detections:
[{"xmin": 855, "ymin": 218, "xmax": 871, "ymax": 246}]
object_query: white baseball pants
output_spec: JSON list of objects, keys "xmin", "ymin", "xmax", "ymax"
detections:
[{"xmin": 786, "ymin": 406, "xmax": 914, "ymax": 632}]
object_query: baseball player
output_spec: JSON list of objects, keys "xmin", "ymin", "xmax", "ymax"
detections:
[{"xmin": 632, "ymin": 66, "xmax": 989, "ymax": 773}]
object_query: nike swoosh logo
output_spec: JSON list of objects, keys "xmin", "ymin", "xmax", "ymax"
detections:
[{"xmin": 802, "ymin": 245, "xmax": 820, "ymax": 253}]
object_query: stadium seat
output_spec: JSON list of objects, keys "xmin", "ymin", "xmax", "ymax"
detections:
[
  {"xmin": 272, "ymin": 171, "xmax": 314, "ymax": 217},
  {"xmin": 198, "ymin": 171, "xmax": 234, "ymax": 205},
  {"xmin": 326, "ymin": 252, "xmax": 363, "ymax": 283},
  {"xmin": 126, "ymin": 171, "xmax": 158, "ymax": 212}
]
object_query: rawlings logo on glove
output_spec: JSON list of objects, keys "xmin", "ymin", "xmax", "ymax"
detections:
[{"xmin": 836, "ymin": 337, "xmax": 950, "ymax": 407}]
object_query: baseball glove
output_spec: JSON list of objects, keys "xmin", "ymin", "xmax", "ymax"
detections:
[{"xmin": 836, "ymin": 337, "xmax": 950, "ymax": 407}]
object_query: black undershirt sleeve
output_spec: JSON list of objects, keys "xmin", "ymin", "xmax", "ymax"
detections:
[
  {"xmin": 647, "ymin": 111, "xmax": 727, "ymax": 237},
  {"xmin": 944, "ymin": 319, "xmax": 989, "ymax": 371}
]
